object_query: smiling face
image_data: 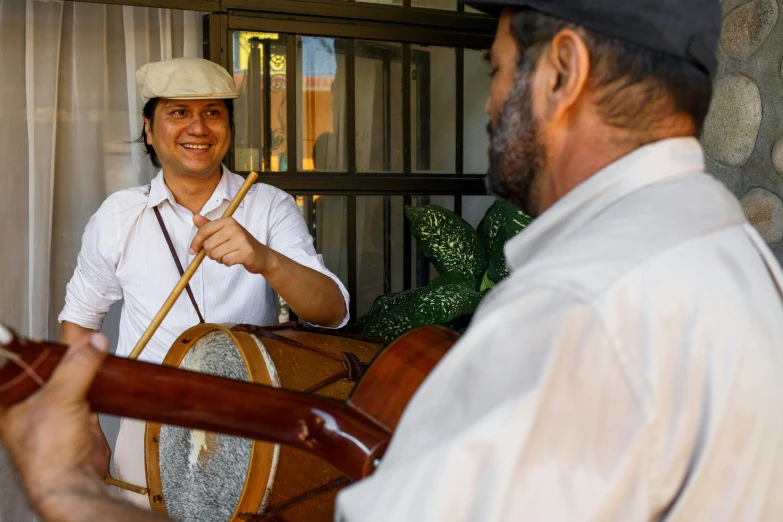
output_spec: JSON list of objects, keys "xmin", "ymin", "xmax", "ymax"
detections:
[{"xmin": 144, "ymin": 99, "xmax": 231, "ymax": 181}]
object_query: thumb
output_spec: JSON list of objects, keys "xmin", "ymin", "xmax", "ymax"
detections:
[
  {"xmin": 47, "ymin": 333, "xmax": 109, "ymax": 401},
  {"xmin": 193, "ymin": 214, "xmax": 210, "ymax": 228}
]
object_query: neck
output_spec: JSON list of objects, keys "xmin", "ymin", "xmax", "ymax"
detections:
[
  {"xmin": 539, "ymin": 116, "xmax": 695, "ymax": 213},
  {"xmin": 162, "ymin": 166, "xmax": 223, "ymax": 215}
]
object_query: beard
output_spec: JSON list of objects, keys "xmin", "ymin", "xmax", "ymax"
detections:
[{"xmin": 486, "ymin": 67, "xmax": 547, "ymax": 217}]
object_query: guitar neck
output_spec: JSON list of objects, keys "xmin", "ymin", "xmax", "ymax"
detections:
[{"xmin": 0, "ymin": 337, "xmax": 389, "ymax": 480}]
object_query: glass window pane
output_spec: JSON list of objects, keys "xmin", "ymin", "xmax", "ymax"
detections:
[
  {"xmin": 464, "ymin": 48, "xmax": 491, "ymax": 174},
  {"xmin": 297, "ymin": 36, "xmax": 347, "ymax": 172},
  {"xmin": 411, "ymin": 45, "xmax": 456, "ymax": 173},
  {"xmin": 412, "ymin": 0, "xmax": 457, "ymax": 10},
  {"xmin": 295, "ymin": 195, "xmax": 348, "ymax": 285},
  {"xmin": 356, "ymin": 196, "xmax": 405, "ymax": 317},
  {"xmin": 355, "ymin": 41, "xmax": 404, "ymax": 172},
  {"xmin": 233, "ymin": 31, "xmax": 287, "ymax": 172}
]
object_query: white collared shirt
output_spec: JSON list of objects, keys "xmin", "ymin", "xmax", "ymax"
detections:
[
  {"xmin": 336, "ymin": 138, "xmax": 783, "ymax": 521},
  {"xmin": 58, "ymin": 166, "xmax": 349, "ymax": 364}
]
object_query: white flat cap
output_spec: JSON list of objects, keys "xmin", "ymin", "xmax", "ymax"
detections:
[{"xmin": 136, "ymin": 57, "xmax": 240, "ymax": 104}]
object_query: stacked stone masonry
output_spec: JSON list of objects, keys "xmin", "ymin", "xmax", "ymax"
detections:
[{"xmin": 703, "ymin": 0, "xmax": 783, "ymax": 261}]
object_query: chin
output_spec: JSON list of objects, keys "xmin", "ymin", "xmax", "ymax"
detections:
[{"xmin": 181, "ymin": 161, "xmax": 222, "ymax": 177}]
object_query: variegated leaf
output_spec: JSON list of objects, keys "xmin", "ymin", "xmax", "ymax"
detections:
[
  {"xmin": 503, "ymin": 201, "xmax": 533, "ymax": 236},
  {"xmin": 356, "ymin": 274, "xmax": 470, "ymax": 327},
  {"xmin": 361, "ymin": 282, "xmax": 482, "ymax": 341},
  {"xmin": 411, "ymin": 283, "xmax": 483, "ymax": 327},
  {"xmin": 486, "ymin": 201, "xmax": 533, "ymax": 283},
  {"xmin": 479, "ymin": 271, "xmax": 495, "ymax": 291},
  {"xmin": 477, "ymin": 199, "xmax": 505, "ymax": 250},
  {"xmin": 405, "ymin": 205, "xmax": 486, "ymax": 286},
  {"xmin": 362, "ymin": 305, "xmax": 415, "ymax": 341},
  {"xmin": 356, "ymin": 286, "xmax": 420, "ymax": 327}
]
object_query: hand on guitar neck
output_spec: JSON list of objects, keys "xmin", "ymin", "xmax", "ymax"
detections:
[
  {"xmin": 0, "ymin": 324, "xmax": 457, "ymax": 522},
  {"xmin": 0, "ymin": 332, "xmax": 166, "ymax": 522}
]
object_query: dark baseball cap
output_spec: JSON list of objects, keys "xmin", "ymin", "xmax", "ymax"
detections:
[{"xmin": 463, "ymin": 0, "xmax": 721, "ymax": 76}]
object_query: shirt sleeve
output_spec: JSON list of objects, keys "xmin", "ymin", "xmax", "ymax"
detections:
[
  {"xmin": 335, "ymin": 284, "xmax": 647, "ymax": 521},
  {"xmin": 265, "ymin": 190, "xmax": 350, "ymax": 328},
  {"xmin": 58, "ymin": 197, "xmax": 124, "ymax": 331}
]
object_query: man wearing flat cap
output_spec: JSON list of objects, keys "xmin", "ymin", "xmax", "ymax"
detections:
[
  {"xmin": 53, "ymin": 57, "xmax": 349, "ymax": 504},
  {"xmin": 3, "ymin": 1, "xmax": 783, "ymax": 521}
]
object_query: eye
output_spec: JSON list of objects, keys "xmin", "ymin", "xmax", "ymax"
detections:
[
  {"xmin": 206, "ymin": 110, "xmax": 221, "ymax": 117},
  {"xmin": 171, "ymin": 109, "xmax": 186, "ymax": 116},
  {"xmin": 489, "ymin": 68, "xmax": 499, "ymax": 78}
]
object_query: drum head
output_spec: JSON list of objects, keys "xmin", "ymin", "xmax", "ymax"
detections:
[
  {"xmin": 146, "ymin": 325, "xmax": 277, "ymax": 522},
  {"xmin": 147, "ymin": 323, "xmax": 384, "ymax": 522}
]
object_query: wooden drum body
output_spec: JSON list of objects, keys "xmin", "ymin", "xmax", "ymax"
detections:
[{"xmin": 145, "ymin": 323, "xmax": 382, "ymax": 522}]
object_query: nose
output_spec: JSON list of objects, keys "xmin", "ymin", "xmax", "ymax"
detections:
[{"xmin": 187, "ymin": 114, "xmax": 208, "ymax": 135}]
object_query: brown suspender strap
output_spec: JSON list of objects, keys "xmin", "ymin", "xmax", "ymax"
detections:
[{"xmin": 152, "ymin": 206, "xmax": 205, "ymax": 324}]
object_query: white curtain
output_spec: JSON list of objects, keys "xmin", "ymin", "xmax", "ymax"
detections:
[
  {"xmin": 0, "ymin": 2, "xmax": 204, "ymax": 520},
  {"xmin": 0, "ymin": 0, "xmax": 204, "ymax": 342}
]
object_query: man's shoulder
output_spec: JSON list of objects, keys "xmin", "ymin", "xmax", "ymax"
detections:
[
  {"xmin": 83, "ymin": 185, "xmax": 152, "ymax": 244},
  {"xmin": 98, "ymin": 185, "xmax": 151, "ymax": 215},
  {"xmin": 515, "ymin": 174, "xmax": 745, "ymax": 300}
]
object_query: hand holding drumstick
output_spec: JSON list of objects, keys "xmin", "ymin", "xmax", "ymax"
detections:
[{"xmin": 128, "ymin": 171, "xmax": 259, "ymax": 361}]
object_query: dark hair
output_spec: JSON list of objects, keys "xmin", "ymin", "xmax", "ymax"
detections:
[
  {"xmin": 137, "ymin": 98, "xmax": 235, "ymax": 168},
  {"xmin": 509, "ymin": 9, "xmax": 713, "ymax": 136}
]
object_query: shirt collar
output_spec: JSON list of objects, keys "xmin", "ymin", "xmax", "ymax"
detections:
[
  {"xmin": 146, "ymin": 165, "xmax": 244, "ymax": 213},
  {"xmin": 146, "ymin": 170, "xmax": 171, "ymax": 209},
  {"xmin": 504, "ymin": 137, "xmax": 706, "ymax": 271}
]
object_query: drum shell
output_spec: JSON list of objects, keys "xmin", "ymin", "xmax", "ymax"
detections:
[{"xmin": 145, "ymin": 323, "xmax": 383, "ymax": 522}]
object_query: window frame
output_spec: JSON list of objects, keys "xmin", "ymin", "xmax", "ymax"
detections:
[{"xmin": 72, "ymin": 0, "xmax": 497, "ymax": 326}]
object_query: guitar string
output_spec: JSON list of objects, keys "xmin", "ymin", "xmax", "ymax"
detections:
[{"xmin": 0, "ymin": 346, "xmax": 45, "ymax": 387}]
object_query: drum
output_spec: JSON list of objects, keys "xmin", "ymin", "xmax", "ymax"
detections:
[{"xmin": 144, "ymin": 323, "xmax": 383, "ymax": 522}]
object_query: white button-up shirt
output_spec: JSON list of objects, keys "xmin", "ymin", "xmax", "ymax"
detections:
[
  {"xmin": 58, "ymin": 166, "xmax": 349, "ymax": 364},
  {"xmin": 336, "ymin": 138, "xmax": 783, "ymax": 521}
]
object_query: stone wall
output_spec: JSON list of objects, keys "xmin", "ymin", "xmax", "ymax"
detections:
[{"xmin": 703, "ymin": 0, "xmax": 783, "ymax": 262}]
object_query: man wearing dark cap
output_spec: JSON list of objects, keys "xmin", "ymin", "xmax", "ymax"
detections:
[{"xmin": 3, "ymin": 1, "xmax": 783, "ymax": 521}]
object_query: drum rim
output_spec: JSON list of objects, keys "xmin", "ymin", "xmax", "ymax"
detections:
[{"xmin": 144, "ymin": 323, "xmax": 276, "ymax": 520}]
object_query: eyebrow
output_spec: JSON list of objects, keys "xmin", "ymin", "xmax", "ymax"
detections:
[
  {"xmin": 162, "ymin": 102, "xmax": 223, "ymax": 109},
  {"xmin": 483, "ymin": 50, "xmax": 492, "ymax": 63}
]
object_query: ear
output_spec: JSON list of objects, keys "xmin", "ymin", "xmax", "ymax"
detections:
[
  {"xmin": 537, "ymin": 29, "xmax": 591, "ymax": 122},
  {"xmin": 143, "ymin": 116, "xmax": 153, "ymax": 145}
]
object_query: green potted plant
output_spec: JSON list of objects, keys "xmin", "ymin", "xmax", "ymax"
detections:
[{"xmin": 356, "ymin": 200, "xmax": 533, "ymax": 341}]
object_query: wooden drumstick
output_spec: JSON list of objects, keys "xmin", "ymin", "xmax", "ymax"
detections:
[
  {"xmin": 128, "ymin": 171, "xmax": 259, "ymax": 361},
  {"xmin": 104, "ymin": 476, "xmax": 149, "ymax": 495}
]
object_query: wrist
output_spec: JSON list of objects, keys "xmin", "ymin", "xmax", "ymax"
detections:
[
  {"xmin": 253, "ymin": 245, "xmax": 282, "ymax": 277},
  {"xmin": 30, "ymin": 470, "xmax": 109, "ymax": 521}
]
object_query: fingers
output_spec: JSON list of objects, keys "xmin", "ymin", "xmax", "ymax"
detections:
[
  {"xmin": 209, "ymin": 241, "xmax": 241, "ymax": 265},
  {"xmin": 201, "ymin": 227, "xmax": 234, "ymax": 258},
  {"xmin": 46, "ymin": 334, "xmax": 109, "ymax": 401},
  {"xmin": 190, "ymin": 215, "xmax": 227, "ymax": 255},
  {"xmin": 220, "ymin": 250, "xmax": 245, "ymax": 268},
  {"xmin": 192, "ymin": 214, "xmax": 210, "ymax": 228}
]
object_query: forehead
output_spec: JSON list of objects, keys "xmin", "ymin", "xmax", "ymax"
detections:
[
  {"xmin": 490, "ymin": 10, "xmax": 517, "ymax": 62},
  {"xmin": 157, "ymin": 99, "xmax": 227, "ymax": 110}
]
